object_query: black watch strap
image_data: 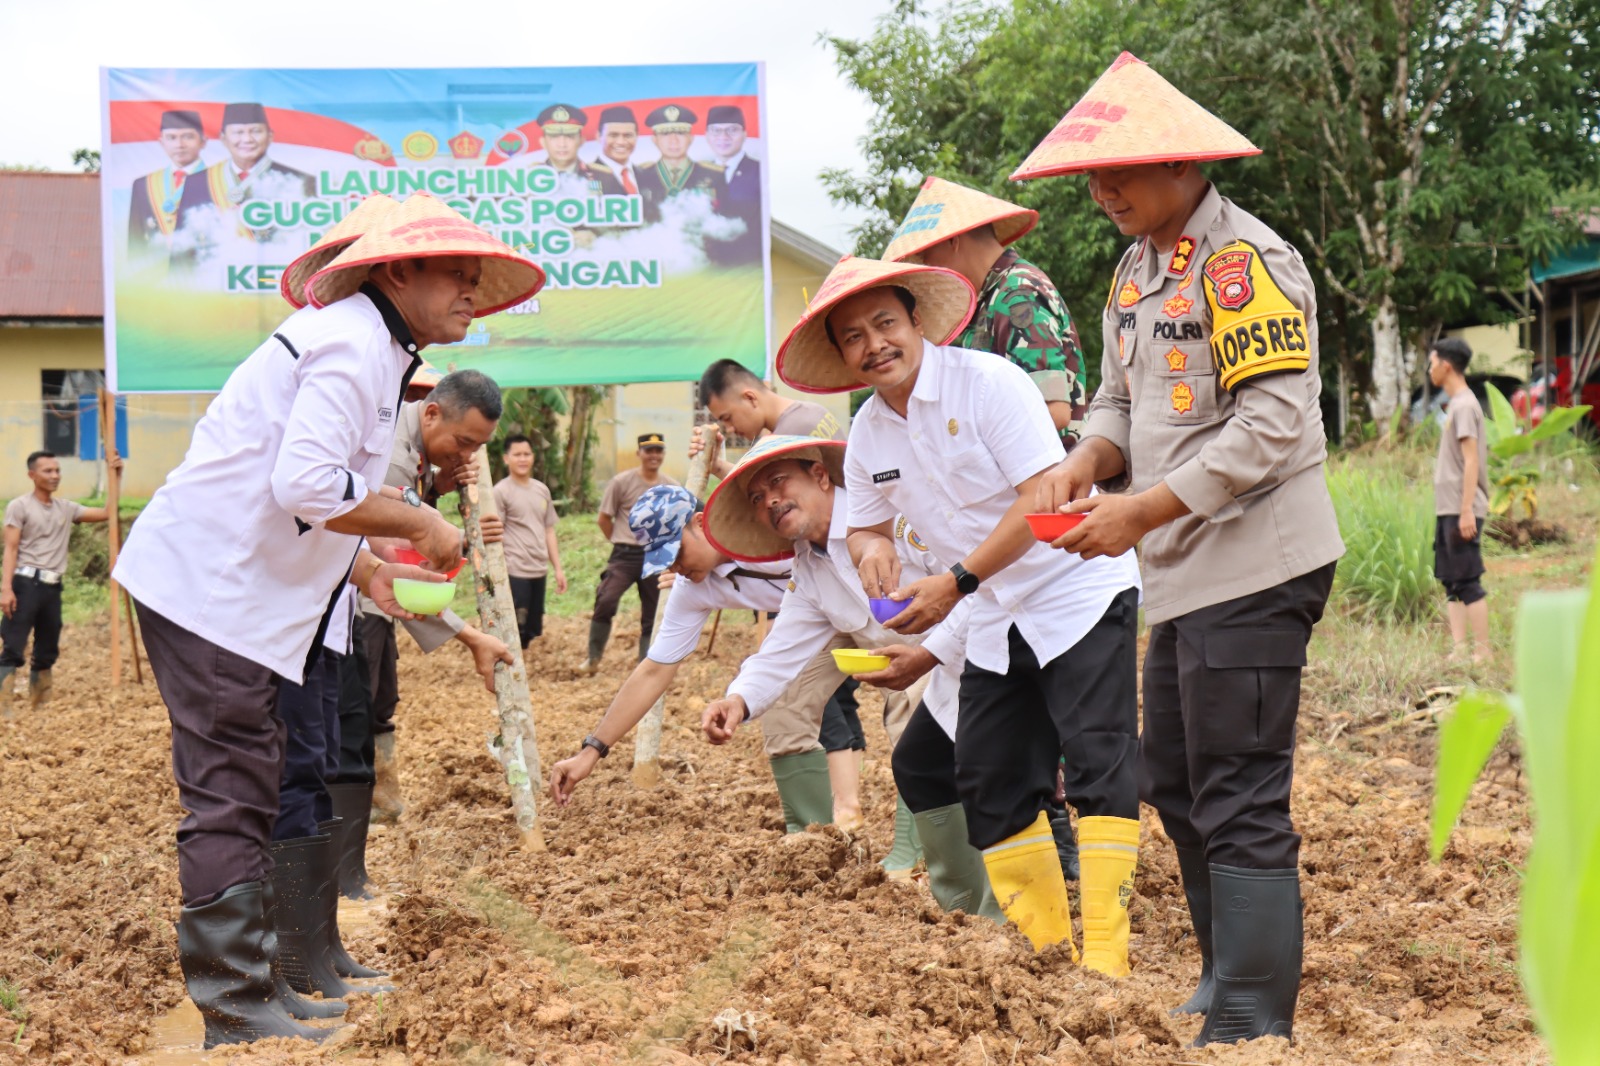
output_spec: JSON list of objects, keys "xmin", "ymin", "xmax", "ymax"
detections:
[
  {"xmin": 582, "ymin": 734, "xmax": 610, "ymax": 758},
  {"xmin": 949, "ymin": 562, "xmax": 979, "ymax": 596}
]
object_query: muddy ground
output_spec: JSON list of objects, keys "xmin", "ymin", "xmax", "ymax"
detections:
[{"xmin": 0, "ymin": 607, "xmax": 1540, "ymax": 1065}]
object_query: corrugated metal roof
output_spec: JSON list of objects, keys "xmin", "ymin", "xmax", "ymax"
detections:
[{"xmin": 0, "ymin": 172, "xmax": 103, "ymax": 318}]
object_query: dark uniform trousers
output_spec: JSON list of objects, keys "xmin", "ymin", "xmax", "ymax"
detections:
[
  {"xmin": 0, "ymin": 574, "xmax": 63, "ymax": 671},
  {"xmin": 592, "ymin": 544, "xmax": 660, "ymax": 655},
  {"xmin": 1138, "ymin": 563, "xmax": 1336, "ymax": 870},
  {"xmin": 336, "ymin": 635, "xmax": 377, "ymax": 784},
  {"xmin": 357, "ymin": 613, "xmax": 400, "ymax": 738},
  {"xmin": 135, "ymin": 600, "xmax": 285, "ymax": 906},
  {"xmin": 274, "ymin": 655, "xmax": 342, "ymax": 841},
  {"xmin": 816, "ymin": 677, "xmax": 866, "ymax": 753},
  {"xmin": 891, "ymin": 701, "xmax": 961, "ymax": 813},
  {"xmin": 955, "ymin": 587, "xmax": 1141, "ymax": 848}
]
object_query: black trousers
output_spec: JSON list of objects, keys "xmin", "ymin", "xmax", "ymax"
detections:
[
  {"xmin": 275, "ymin": 655, "xmax": 341, "ymax": 840},
  {"xmin": 1, "ymin": 575, "xmax": 63, "ymax": 671},
  {"xmin": 891, "ymin": 702, "xmax": 961, "ymax": 813},
  {"xmin": 592, "ymin": 544, "xmax": 659, "ymax": 653},
  {"xmin": 357, "ymin": 613, "xmax": 399, "ymax": 737},
  {"xmin": 336, "ymin": 636, "xmax": 376, "ymax": 784},
  {"xmin": 1139, "ymin": 564, "xmax": 1335, "ymax": 870},
  {"xmin": 509, "ymin": 575, "xmax": 547, "ymax": 648},
  {"xmin": 955, "ymin": 587, "xmax": 1141, "ymax": 848},
  {"xmin": 135, "ymin": 600, "xmax": 284, "ymax": 905},
  {"xmin": 817, "ymin": 678, "xmax": 865, "ymax": 753}
]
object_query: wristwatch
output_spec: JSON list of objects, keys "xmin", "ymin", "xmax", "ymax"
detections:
[
  {"xmin": 581, "ymin": 734, "xmax": 610, "ymax": 759},
  {"xmin": 949, "ymin": 562, "xmax": 980, "ymax": 597},
  {"xmin": 401, "ymin": 486, "xmax": 423, "ymax": 508}
]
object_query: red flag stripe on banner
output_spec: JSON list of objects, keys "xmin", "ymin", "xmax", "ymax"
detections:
[
  {"xmin": 484, "ymin": 95, "xmax": 760, "ymax": 166},
  {"xmin": 108, "ymin": 101, "xmax": 397, "ymax": 166}
]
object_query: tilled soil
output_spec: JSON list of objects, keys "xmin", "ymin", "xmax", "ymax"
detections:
[{"xmin": 0, "ymin": 609, "xmax": 1541, "ymax": 1064}]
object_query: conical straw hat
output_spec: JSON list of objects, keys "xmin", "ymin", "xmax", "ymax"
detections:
[
  {"xmin": 1010, "ymin": 52, "xmax": 1259, "ymax": 181},
  {"xmin": 279, "ymin": 194, "xmax": 398, "ymax": 309},
  {"xmin": 881, "ymin": 176, "xmax": 1037, "ymax": 263},
  {"xmin": 306, "ymin": 193, "xmax": 545, "ymax": 316},
  {"xmin": 775, "ymin": 256, "xmax": 976, "ymax": 395},
  {"xmin": 703, "ymin": 436, "xmax": 848, "ymax": 561}
]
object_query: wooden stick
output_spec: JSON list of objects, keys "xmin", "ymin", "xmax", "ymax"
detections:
[
  {"xmin": 632, "ymin": 429, "xmax": 713, "ymax": 788},
  {"xmin": 100, "ymin": 389, "xmax": 123, "ymax": 689},
  {"xmin": 705, "ymin": 609, "xmax": 722, "ymax": 655},
  {"xmin": 459, "ymin": 446, "xmax": 546, "ymax": 851},
  {"xmin": 123, "ymin": 588, "xmax": 143, "ymax": 684}
]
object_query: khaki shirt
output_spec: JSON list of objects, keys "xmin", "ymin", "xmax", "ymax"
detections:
[
  {"xmin": 771, "ymin": 399, "xmax": 845, "ymax": 441},
  {"xmin": 1080, "ymin": 185, "xmax": 1343, "ymax": 624},
  {"xmin": 4, "ymin": 494, "xmax": 84, "ymax": 574},
  {"xmin": 1434, "ymin": 392, "xmax": 1489, "ymax": 518},
  {"xmin": 600, "ymin": 468, "xmax": 679, "ymax": 546},
  {"xmin": 493, "ymin": 476, "xmax": 556, "ymax": 577}
]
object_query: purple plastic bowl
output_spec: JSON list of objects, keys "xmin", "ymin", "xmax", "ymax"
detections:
[{"xmin": 869, "ymin": 597, "xmax": 908, "ymax": 625}]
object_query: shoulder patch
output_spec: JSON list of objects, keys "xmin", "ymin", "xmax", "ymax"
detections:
[{"xmin": 1202, "ymin": 240, "xmax": 1310, "ymax": 392}]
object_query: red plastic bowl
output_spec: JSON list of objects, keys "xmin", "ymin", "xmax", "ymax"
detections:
[
  {"xmin": 390, "ymin": 547, "xmax": 465, "ymax": 580},
  {"xmin": 1024, "ymin": 512, "xmax": 1086, "ymax": 542}
]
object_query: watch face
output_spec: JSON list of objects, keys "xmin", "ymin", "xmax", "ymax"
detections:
[{"xmin": 403, "ymin": 488, "xmax": 422, "ymax": 507}]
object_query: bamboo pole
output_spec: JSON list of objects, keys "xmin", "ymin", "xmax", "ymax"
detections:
[
  {"xmin": 631, "ymin": 429, "xmax": 714, "ymax": 787},
  {"xmin": 459, "ymin": 445, "xmax": 546, "ymax": 851},
  {"xmin": 100, "ymin": 390, "xmax": 123, "ymax": 689},
  {"xmin": 704, "ymin": 609, "xmax": 722, "ymax": 655}
]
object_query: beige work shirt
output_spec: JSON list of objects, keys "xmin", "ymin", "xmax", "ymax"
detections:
[
  {"xmin": 1081, "ymin": 185, "xmax": 1343, "ymax": 624},
  {"xmin": 493, "ymin": 475, "xmax": 556, "ymax": 577},
  {"xmin": 3, "ymin": 494, "xmax": 84, "ymax": 574},
  {"xmin": 600, "ymin": 468, "xmax": 679, "ymax": 546}
]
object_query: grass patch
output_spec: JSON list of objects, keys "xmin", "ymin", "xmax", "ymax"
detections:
[
  {"xmin": 442, "ymin": 508, "xmax": 617, "ymax": 622},
  {"xmin": 0, "ymin": 979, "xmax": 24, "ymax": 1023},
  {"xmin": 1325, "ymin": 453, "xmax": 1438, "ymax": 624}
]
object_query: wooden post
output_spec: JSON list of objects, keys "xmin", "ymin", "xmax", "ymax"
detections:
[
  {"xmin": 100, "ymin": 389, "xmax": 123, "ymax": 689},
  {"xmin": 631, "ymin": 428, "xmax": 713, "ymax": 787},
  {"xmin": 459, "ymin": 445, "xmax": 547, "ymax": 851}
]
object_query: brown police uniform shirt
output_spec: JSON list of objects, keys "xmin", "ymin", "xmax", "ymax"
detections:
[
  {"xmin": 3, "ymin": 494, "xmax": 84, "ymax": 574},
  {"xmin": 600, "ymin": 468, "xmax": 680, "ymax": 546},
  {"xmin": 771, "ymin": 399, "xmax": 846, "ymax": 441},
  {"xmin": 1080, "ymin": 184, "xmax": 1344, "ymax": 625},
  {"xmin": 1434, "ymin": 392, "xmax": 1490, "ymax": 518},
  {"xmin": 493, "ymin": 476, "xmax": 556, "ymax": 578},
  {"xmin": 385, "ymin": 401, "xmax": 435, "ymax": 502}
]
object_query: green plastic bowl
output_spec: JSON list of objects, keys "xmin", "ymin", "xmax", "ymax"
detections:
[{"xmin": 392, "ymin": 577, "xmax": 454, "ymax": 615}]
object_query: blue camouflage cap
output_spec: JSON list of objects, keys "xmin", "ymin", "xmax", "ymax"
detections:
[{"xmin": 629, "ymin": 485, "xmax": 703, "ymax": 577}]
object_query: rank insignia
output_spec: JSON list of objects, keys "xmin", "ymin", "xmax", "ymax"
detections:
[
  {"xmin": 1168, "ymin": 236, "xmax": 1196, "ymax": 275},
  {"xmin": 1162, "ymin": 293, "xmax": 1194, "ymax": 318},
  {"xmin": 947, "ymin": 418, "xmax": 959, "ymax": 436},
  {"xmin": 1170, "ymin": 381, "xmax": 1196, "ymax": 414},
  {"xmin": 1204, "ymin": 247, "xmax": 1256, "ymax": 311},
  {"xmin": 1117, "ymin": 279, "xmax": 1141, "ymax": 308},
  {"xmin": 1164, "ymin": 347, "xmax": 1188, "ymax": 372},
  {"xmin": 450, "ymin": 130, "xmax": 485, "ymax": 159}
]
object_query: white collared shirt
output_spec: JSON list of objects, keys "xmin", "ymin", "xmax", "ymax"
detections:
[
  {"xmin": 727, "ymin": 489, "xmax": 970, "ymax": 737},
  {"xmin": 647, "ymin": 559, "xmax": 790, "ymax": 666},
  {"xmin": 845, "ymin": 341, "xmax": 1141, "ymax": 675},
  {"xmin": 115, "ymin": 292, "xmax": 418, "ymax": 680}
]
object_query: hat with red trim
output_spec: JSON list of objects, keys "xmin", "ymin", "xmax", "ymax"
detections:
[
  {"xmin": 1010, "ymin": 51, "xmax": 1259, "ymax": 181},
  {"xmin": 702, "ymin": 435, "xmax": 847, "ymax": 562},
  {"xmin": 305, "ymin": 193, "xmax": 544, "ymax": 315},
  {"xmin": 881, "ymin": 176, "xmax": 1038, "ymax": 263},
  {"xmin": 279, "ymin": 194, "xmax": 398, "ymax": 309},
  {"xmin": 774, "ymin": 256, "xmax": 976, "ymax": 395}
]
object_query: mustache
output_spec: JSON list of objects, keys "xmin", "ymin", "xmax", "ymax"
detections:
[
  {"xmin": 862, "ymin": 348, "xmax": 903, "ymax": 372},
  {"xmin": 766, "ymin": 501, "xmax": 797, "ymax": 526}
]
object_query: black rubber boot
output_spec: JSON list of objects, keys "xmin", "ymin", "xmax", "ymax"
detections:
[
  {"xmin": 1047, "ymin": 804, "xmax": 1079, "ymax": 881},
  {"xmin": 176, "ymin": 881, "xmax": 333, "ymax": 1049},
  {"xmin": 1171, "ymin": 846, "xmax": 1215, "ymax": 1016},
  {"xmin": 316, "ymin": 819, "xmax": 392, "ymax": 985},
  {"xmin": 1195, "ymin": 866, "xmax": 1303, "ymax": 1046},
  {"xmin": 267, "ymin": 834, "xmax": 352, "ymax": 1000},
  {"xmin": 261, "ymin": 879, "xmax": 346, "ymax": 1019},
  {"xmin": 326, "ymin": 782, "xmax": 374, "ymax": 900}
]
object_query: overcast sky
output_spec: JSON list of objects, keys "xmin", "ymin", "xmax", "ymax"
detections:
[{"xmin": 0, "ymin": 0, "xmax": 895, "ymax": 253}]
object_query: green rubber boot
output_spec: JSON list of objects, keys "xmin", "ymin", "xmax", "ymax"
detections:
[
  {"xmin": 881, "ymin": 793, "xmax": 922, "ymax": 879},
  {"xmin": 769, "ymin": 751, "xmax": 833, "ymax": 833},
  {"xmin": 914, "ymin": 803, "xmax": 1004, "ymax": 923},
  {"xmin": 0, "ymin": 666, "xmax": 15, "ymax": 718}
]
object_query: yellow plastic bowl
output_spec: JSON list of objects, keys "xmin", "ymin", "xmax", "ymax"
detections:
[
  {"xmin": 392, "ymin": 577, "xmax": 455, "ymax": 615},
  {"xmin": 832, "ymin": 648, "xmax": 890, "ymax": 675}
]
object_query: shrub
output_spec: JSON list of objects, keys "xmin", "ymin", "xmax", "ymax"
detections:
[{"xmin": 1325, "ymin": 461, "xmax": 1438, "ymax": 623}]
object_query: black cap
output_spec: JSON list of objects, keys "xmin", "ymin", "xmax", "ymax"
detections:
[
  {"xmin": 160, "ymin": 109, "xmax": 204, "ymax": 134},
  {"xmin": 221, "ymin": 102, "xmax": 268, "ymax": 127},
  {"xmin": 644, "ymin": 104, "xmax": 696, "ymax": 132},
  {"xmin": 598, "ymin": 105, "xmax": 638, "ymax": 127},
  {"xmin": 638, "ymin": 433, "xmax": 666, "ymax": 447},
  {"xmin": 537, "ymin": 104, "xmax": 586, "ymax": 131},
  {"xmin": 706, "ymin": 105, "xmax": 746, "ymax": 127}
]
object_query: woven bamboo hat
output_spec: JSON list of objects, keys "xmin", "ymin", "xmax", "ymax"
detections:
[
  {"xmin": 881, "ymin": 176, "xmax": 1038, "ymax": 263},
  {"xmin": 1010, "ymin": 52, "xmax": 1259, "ymax": 181},
  {"xmin": 279, "ymin": 195, "xmax": 398, "ymax": 309},
  {"xmin": 703, "ymin": 436, "xmax": 848, "ymax": 561},
  {"xmin": 775, "ymin": 256, "xmax": 976, "ymax": 395},
  {"xmin": 306, "ymin": 193, "xmax": 545, "ymax": 315}
]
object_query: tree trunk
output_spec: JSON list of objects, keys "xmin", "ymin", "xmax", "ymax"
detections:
[
  {"xmin": 459, "ymin": 446, "xmax": 546, "ymax": 851},
  {"xmin": 1368, "ymin": 295, "xmax": 1406, "ymax": 434},
  {"xmin": 563, "ymin": 386, "xmax": 594, "ymax": 509},
  {"xmin": 631, "ymin": 434, "xmax": 714, "ymax": 788}
]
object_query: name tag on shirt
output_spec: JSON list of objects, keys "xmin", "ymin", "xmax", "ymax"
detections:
[{"xmin": 873, "ymin": 469, "xmax": 901, "ymax": 484}]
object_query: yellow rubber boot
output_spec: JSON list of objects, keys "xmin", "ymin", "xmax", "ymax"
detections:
[
  {"xmin": 1077, "ymin": 816, "xmax": 1141, "ymax": 978},
  {"xmin": 981, "ymin": 811, "xmax": 1078, "ymax": 958}
]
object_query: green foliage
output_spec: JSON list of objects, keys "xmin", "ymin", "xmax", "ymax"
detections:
[
  {"xmin": 1431, "ymin": 544, "xmax": 1600, "ymax": 1062},
  {"xmin": 1430, "ymin": 692, "xmax": 1512, "ymax": 860},
  {"xmin": 489, "ymin": 387, "xmax": 570, "ymax": 501},
  {"xmin": 70, "ymin": 148, "xmax": 100, "ymax": 173},
  {"xmin": 1482, "ymin": 383, "xmax": 1593, "ymax": 520},
  {"xmin": 1325, "ymin": 461, "xmax": 1438, "ymax": 622}
]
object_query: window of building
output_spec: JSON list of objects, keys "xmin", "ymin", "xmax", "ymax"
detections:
[{"xmin": 41, "ymin": 370, "xmax": 104, "ymax": 456}]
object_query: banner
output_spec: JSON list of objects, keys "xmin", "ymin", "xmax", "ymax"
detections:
[{"xmin": 99, "ymin": 65, "xmax": 770, "ymax": 393}]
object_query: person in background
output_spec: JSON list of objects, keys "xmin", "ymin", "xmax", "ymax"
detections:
[
  {"xmin": 582, "ymin": 434, "xmax": 679, "ymax": 673},
  {"xmin": 1427, "ymin": 337, "xmax": 1490, "ymax": 662},
  {"xmin": 493, "ymin": 433, "xmax": 567, "ymax": 650}
]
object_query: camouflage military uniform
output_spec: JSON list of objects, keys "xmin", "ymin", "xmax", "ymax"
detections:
[{"xmin": 955, "ymin": 248, "xmax": 1088, "ymax": 440}]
